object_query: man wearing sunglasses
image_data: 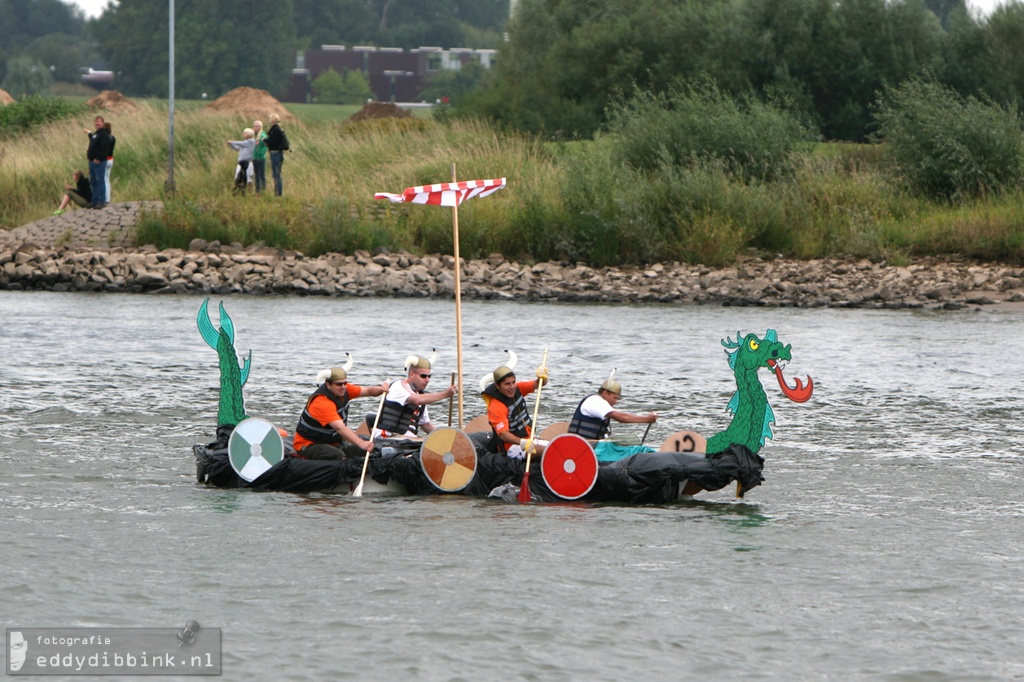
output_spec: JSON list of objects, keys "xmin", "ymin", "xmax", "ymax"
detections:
[
  {"xmin": 374, "ymin": 354, "xmax": 458, "ymax": 439},
  {"xmin": 293, "ymin": 366, "xmax": 390, "ymax": 459}
]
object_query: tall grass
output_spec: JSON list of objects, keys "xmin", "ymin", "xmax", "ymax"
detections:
[{"xmin": 3, "ymin": 99, "xmax": 1024, "ymax": 265}]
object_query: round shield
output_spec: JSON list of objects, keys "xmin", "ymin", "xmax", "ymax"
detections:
[
  {"xmin": 658, "ymin": 430, "xmax": 706, "ymax": 454},
  {"xmin": 420, "ymin": 427, "xmax": 477, "ymax": 492},
  {"xmin": 228, "ymin": 417, "xmax": 285, "ymax": 482},
  {"xmin": 541, "ymin": 433, "xmax": 598, "ymax": 500}
]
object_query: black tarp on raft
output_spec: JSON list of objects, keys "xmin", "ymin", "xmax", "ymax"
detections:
[{"xmin": 193, "ymin": 427, "xmax": 765, "ymax": 503}]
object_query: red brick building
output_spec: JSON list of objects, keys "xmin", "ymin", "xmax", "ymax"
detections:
[{"xmin": 285, "ymin": 45, "xmax": 497, "ymax": 103}]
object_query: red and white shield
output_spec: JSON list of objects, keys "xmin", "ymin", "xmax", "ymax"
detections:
[{"xmin": 541, "ymin": 433, "xmax": 598, "ymax": 500}]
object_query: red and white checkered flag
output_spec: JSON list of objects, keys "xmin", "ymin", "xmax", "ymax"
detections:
[{"xmin": 375, "ymin": 178, "xmax": 506, "ymax": 207}]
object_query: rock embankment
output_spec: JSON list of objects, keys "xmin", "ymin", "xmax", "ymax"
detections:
[{"xmin": 2, "ymin": 238, "xmax": 1023, "ymax": 309}]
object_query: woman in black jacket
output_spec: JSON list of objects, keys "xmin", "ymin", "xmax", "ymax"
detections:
[{"xmin": 264, "ymin": 112, "xmax": 287, "ymax": 196}]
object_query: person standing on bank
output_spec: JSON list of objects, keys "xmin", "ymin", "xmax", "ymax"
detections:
[
  {"xmin": 264, "ymin": 112, "xmax": 287, "ymax": 196},
  {"xmin": 104, "ymin": 120, "xmax": 115, "ymax": 203},
  {"xmin": 567, "ymin": 370, "xmax": 657, "ymax": 441},
  {"xmin": 251, "ymin": 119, "xmax": 268, "ymax": 194},
  {"xmin": 84, "ymin": 115, "xmax": 112, "ymax": 208},
  {"xmin": 292, "ymin": 360, "xmax": 390, "ymax": 460},
  {"xmin": 226, "ymin": 128, "xmax": 256, "ymax": 194}
]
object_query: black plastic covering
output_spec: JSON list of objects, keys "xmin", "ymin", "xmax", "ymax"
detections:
[{"xmin": 193, "ymin": 426, "xmax": 764, "ymax": 502}]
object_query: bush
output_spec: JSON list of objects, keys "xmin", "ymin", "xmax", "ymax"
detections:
[
  {"xmin": 605, "ymin": 80, "xmax": 818, "ymax": 183},
  {"xmin": 0, "ymin": 95, "xmax": 85, "ymax": 138},
  {"xmin": 312, "ymin": 68, "xmax": 374, "ymax": 105},
  {"xmin": 873, "ymin": 78, "xmax": 1024, "ymax": 200}
]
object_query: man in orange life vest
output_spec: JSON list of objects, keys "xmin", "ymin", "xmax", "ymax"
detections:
[
  {"xmin": 482, "ymin": 360, "xmax": 549, "ymax": 459},
  {"xmin": 292, "ymin": 365, "xmax": 389, "ymax": 460}
]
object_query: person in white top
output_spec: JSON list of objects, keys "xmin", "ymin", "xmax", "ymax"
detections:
[
  {"xmin": 373, "ymin": 353, "xmax": 458, "ymax": 439},
  {"xmin": 567, "ymin": 370, "xmax": 657, "ymax": 441}
]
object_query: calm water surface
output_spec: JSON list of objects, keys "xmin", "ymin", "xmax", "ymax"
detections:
[{"xmin": 1, "ymin": 291, "xmax": 1022, "ymax": 681}]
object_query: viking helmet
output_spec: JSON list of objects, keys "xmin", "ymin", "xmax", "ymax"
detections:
[
  {"xmin": 405, "ymin": 348, "xmax": 438, "ymax": 371},
  {"xmin": 601, "ymin": 368, "xmax": 622, "ymax": 396},
  {"xmin": 480, "ymin": 350, "xmax": 517, "ymax": 391},
  {"xmin": 317, "ymin": 353, "xmax": 354, "ymax": 384}
]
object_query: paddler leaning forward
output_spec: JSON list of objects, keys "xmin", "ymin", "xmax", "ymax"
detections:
[
  {"xmin": 481, "ymin": 359, "xmax": 549, "ymax": 459},
  {"xmin": 292, "ymin": 361, "xmax": 389, "ymax": 460},
  {"xmin": 567, "ymin": 370, "xmax": 657, "ymax": 441},
  {"xmin": 372, "ymin": 352, "xmax": 458, "ymax": 440}
]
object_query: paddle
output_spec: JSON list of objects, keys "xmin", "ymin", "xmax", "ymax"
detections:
[
  {"xmin": 447, "ymin": 371, "xmax": 455, "ymax": 427},
  {"xmin": 641, "ymin": 421, "xmax": 653, "ymax": 444},
  {"xmin": 518, "ymin": 349, "xmax": 548, "ymax": 504},
  {"xmin": 353, "ymin": 390, "xmax": 387, "ymax": 498}
]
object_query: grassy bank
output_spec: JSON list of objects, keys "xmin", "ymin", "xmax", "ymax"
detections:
[{"xmin": 2, "ymin": 99, "xmax": 1023, "ymax": 266}]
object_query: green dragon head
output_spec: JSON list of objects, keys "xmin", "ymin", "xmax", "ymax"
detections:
[{"xmin": 705, "ymin": 329, "xmax": 813, "ymax": 454}]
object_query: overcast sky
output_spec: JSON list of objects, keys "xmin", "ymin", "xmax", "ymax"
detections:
[{"xmin": 65, "ymin": 0, "xmax": 1011, "ymax": 21}]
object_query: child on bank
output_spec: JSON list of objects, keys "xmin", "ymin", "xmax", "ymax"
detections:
[
  {"xmin": 53, "ymin": 170, "xmax": 92, "ymax": 215},
  {"xmin": 226, "ymin": 128, "xmax": 256, "ymax": 194}
]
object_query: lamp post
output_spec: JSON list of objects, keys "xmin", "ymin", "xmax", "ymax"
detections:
[{"xmin": 166, "ymin": 0, "xmax": 176, "ymax": 194}]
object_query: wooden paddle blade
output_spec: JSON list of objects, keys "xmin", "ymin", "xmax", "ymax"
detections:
[
  {"xmin": 351, "ymin": 482, "xmax": 364, "ymax": 497},
  {"xmin": 517, "ymin": 470, "xmax": 531, "ymax": 503}
]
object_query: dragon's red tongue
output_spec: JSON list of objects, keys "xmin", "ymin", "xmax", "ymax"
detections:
[{"xmin": 773, "ymin": 362, "xmax": 814, "ymax": 402}]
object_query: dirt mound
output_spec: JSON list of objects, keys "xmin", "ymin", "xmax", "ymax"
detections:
[
  {"xmin": 204, "ymin": 87, "xmax": 295, "ymax": 122},
  {"xmin": 86, "ymin": 90, "xmax": 140, "ymax": 113},
  {"xmin": 347, "ymin": 101, "xmax": 414, "ymax": 123},
  {"xmin": 0, "ymin": 89, "xmax": 15, "ymax": 105}
]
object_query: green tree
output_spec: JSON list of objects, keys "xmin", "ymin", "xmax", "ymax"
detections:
[
  {"xmin": 874, "ymin": 77, "xmax": 1024, "ymax": 199},
  {"xmin": 312, "ymin": 67, "xmax": 373, "ymax": 104},
  {"xmin": 419, "ymin": 60, "xmax": 488, "ymax": 105},
  {"xmin": 982, "ymin": 1, "xmax": 1024, "ymax": 107},
  {"xmin": 92, "ymin": 0, "xmax": 296, "ymax": 98},
  {"xmin": 293, "ymin": 0, "xmax": 376, "ymax": 47},
  {"xmin": 0, "ymin": 0, "xmax": 86, "ymax": 53},
  {"xmin": 25, "ymin": 34, "xmax": 100, "ymax": 84},
  {"xmin": 1, "ymin": 55, "xmax": 53, "ymax": 97},
  {"xmin": 312, "ymin": 67, "xmax": 346, "ymax": 103}
]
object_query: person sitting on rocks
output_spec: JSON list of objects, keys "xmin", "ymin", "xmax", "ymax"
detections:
[
  {"xmin": 481, "ymin": 357, "xmax": 549, "ymax": 459},
  {"xmin": 373, "ymin": 352, "xmax": 458, "ymax": 440},
  {"xmin": 53, "ymin": 170, "xmax": 92, "ymax": 215},
  {"xmin": 292, "ymin": 361, "xmax": 390, "ymax": 460},
  {"xmin": 567, "ymin": 370, "xmax": 657, "ymax": 441},
  {"xmin": 226, "ymin": 128, "xmax": 255, "ymax": 194}
]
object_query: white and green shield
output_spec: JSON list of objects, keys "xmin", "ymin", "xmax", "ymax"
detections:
[{"xmin": 228, "ymin": 418, "xmax": 284, "ymax": 482}]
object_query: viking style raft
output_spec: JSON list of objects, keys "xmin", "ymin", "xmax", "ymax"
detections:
[{"xmin": 191, "ymin": 300, "xmax": 812, "ymax": 503}]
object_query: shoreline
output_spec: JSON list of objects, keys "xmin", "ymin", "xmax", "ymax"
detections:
[
  {"xmin": 3, "ymin": 238, "xmax": 1024, "ymax": 310},
  {"xmin": 3, "ymin": 202, "xmax": 1024, "ymax": 310}
]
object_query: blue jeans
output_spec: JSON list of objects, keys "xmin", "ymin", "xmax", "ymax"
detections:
[
  {"xmin": 253, "ymin": 159, "xmax": 266, "ymax": 193},
  {"xmin": 269, "ymin": 151, "xmax": 284, "ymax": 196},
  {"xmin": 88, "ymin": 160, "xmax": 106, "ymax": 205}
]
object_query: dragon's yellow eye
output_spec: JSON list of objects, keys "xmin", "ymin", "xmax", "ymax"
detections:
[{"xmin": 748, "ymin": 339, "xmax": 759, "ymax": 351}]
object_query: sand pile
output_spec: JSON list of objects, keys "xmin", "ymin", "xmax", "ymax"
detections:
[
  {"xmin": 204, "ymin": 87, "xmax": 295, "ymax": 122},
  {"xmin": 347, "ymin": 101, "xmax": 414, "ymax": 123},
  {"xmin": 0, "ymin": 89, "xmax": 15, "ymax": 105},
  {"xmin": 86, "ymin": 90, "xmax": 140, "ymax": 113}
]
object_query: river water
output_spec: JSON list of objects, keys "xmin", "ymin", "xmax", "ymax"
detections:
[{"xmin": 1, "ymin": 291, "xmax": 1022, "ymax": 681}]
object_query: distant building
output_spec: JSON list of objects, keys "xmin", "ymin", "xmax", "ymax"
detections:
[{"xmin": 285, "ymin": 45, "xmax": 497, "ymax": 104}]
